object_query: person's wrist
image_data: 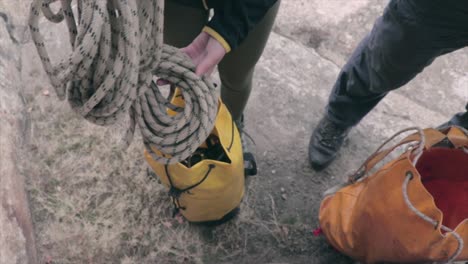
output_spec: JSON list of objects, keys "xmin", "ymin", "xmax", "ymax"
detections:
[{"xmin": 202, "ymin": 26, "xmax": 231, "ymax": 53}]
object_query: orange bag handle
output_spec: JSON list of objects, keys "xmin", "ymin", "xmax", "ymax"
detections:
[
  {"xmin": 348, "ymin": 127, "xmax": 426, "ymax": 183},
  {"xmin": 445, "ymin": 126, "xmax": 468, "ymax": 148},
  {"xmin": 349, "ymin": 127, "xmax": 468, "ymax": 183},
  {"xmin": 323, "ymin": 127, "xmax": 426, "ymax": 196}
]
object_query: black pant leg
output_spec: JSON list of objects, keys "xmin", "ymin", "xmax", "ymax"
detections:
[{"xmin": 326, "ymin": 0, "xmax": 468, "ymax": 128}]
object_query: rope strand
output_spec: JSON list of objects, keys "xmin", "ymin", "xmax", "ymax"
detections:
[{"xmin": 29, "ymin": 0, "xmax": 219, "ymax": 164}]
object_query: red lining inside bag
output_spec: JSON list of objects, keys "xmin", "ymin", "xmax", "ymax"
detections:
[{"xmin": 416, "ymin": 147, "xmax": 468, "ymax": 230}]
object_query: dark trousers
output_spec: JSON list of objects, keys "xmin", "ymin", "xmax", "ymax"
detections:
[
  {"xmin": 164, "ymin": 0, "xmax": 280, "ymax": 121},
  {"xmin": 326, "ymin": 0, "xmax": 468, "ymax": 129}
]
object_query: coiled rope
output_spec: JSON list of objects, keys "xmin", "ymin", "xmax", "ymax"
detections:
[{"xmin": 28, "ymin": 0, "xmax": 219, "ymax": 164}]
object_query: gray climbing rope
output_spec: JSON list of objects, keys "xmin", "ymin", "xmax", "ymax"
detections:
[
  {"xmin": 29, "ymin": 0, "xmax": 219, "ymax": 164},
  {"xmin": 402, "ymin": 171, "xmax": 464, "ymax": 263}
]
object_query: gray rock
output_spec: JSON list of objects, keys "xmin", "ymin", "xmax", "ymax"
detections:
[{"xmin": 0, "ymin": 10, "xmax": 37, "ymax": 264}]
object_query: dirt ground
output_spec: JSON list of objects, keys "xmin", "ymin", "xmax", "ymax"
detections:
[
  {"xmin": 18, "ymin": 46, "xmax": 352, "ymax": 264},
  {"xmin": 18, "ymin": 56, "xmax": 352, "ymax": 264},
  {"xmin": 5, "ymin": 0, "xmax": 467, "ymax": 263},
  {"xmin": 14, "ymin": 9, "xmax": 349, "ymax": 264},
  {"xmin": 12, "ymin": 4, "xmax": 354, "ymax": 264}
]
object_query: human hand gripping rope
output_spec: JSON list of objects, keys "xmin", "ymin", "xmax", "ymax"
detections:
[{"xmin": 29, "ymin": 0, "xmax": 219, "ymax": 164}]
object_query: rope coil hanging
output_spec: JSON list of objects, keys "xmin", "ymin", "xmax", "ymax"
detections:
[{"xmin": 28, "ymin": 0, "xmax": 219, "ymax": 164}]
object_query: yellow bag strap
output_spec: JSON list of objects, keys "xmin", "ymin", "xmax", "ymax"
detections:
[{"xmin": 165, "ymin": 164, "xmax": 216, "ymax": 216}]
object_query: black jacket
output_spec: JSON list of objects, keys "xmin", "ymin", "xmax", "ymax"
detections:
[{"xmin": 172, "ymin": 0, "xmax": 278, "ymax": 52}]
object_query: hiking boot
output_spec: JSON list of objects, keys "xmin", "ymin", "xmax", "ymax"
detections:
[
  {"xmin": 436, "ymin": 114, "xmax": 468, "ymax": 130},
  {"xmin": 235, "ymin": 115, "xmax": 257, "ymax": 176},
  {"xmin": 308, "ymin": 116, "xmax": 351, "ymax": 171},
  {"xmin": 436, "ymin": 121, "xmax": 452, "ymax": 131}
]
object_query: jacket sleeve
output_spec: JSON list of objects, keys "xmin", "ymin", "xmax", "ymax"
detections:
[{"xmin": 203, "ymin": 0, "xmax": 278, "ymax": 53}]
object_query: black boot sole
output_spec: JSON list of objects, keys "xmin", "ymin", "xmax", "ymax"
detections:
[
  {"xmin": 191, "ymin": 207, "xmax": 240, "ymax": 227},
  {"xmin": 310, "ymin": 159, "xmax": 334, "ymax": 172}
]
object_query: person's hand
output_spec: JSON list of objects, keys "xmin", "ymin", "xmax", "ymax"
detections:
[
  {"xmin": 157, "ymin": 32, "xmax": 226, "ymax": 86},
  {"xmin": 182, "ymin": 31, "xmax": 226, "ymax": 77}
]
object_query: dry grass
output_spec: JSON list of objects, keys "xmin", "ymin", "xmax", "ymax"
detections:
[
  {"xmin": 18, "ymin": 84, "xmax": 303, "ymax": 264},
  {"xmin": 16, "ymin": 17, "xmax": 346, "ymax": 264}
]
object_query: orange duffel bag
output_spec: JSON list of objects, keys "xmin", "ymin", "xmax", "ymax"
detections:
[{"xmin": 319, "ymin": 126, "xmax": 468, "ymax": 263}]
